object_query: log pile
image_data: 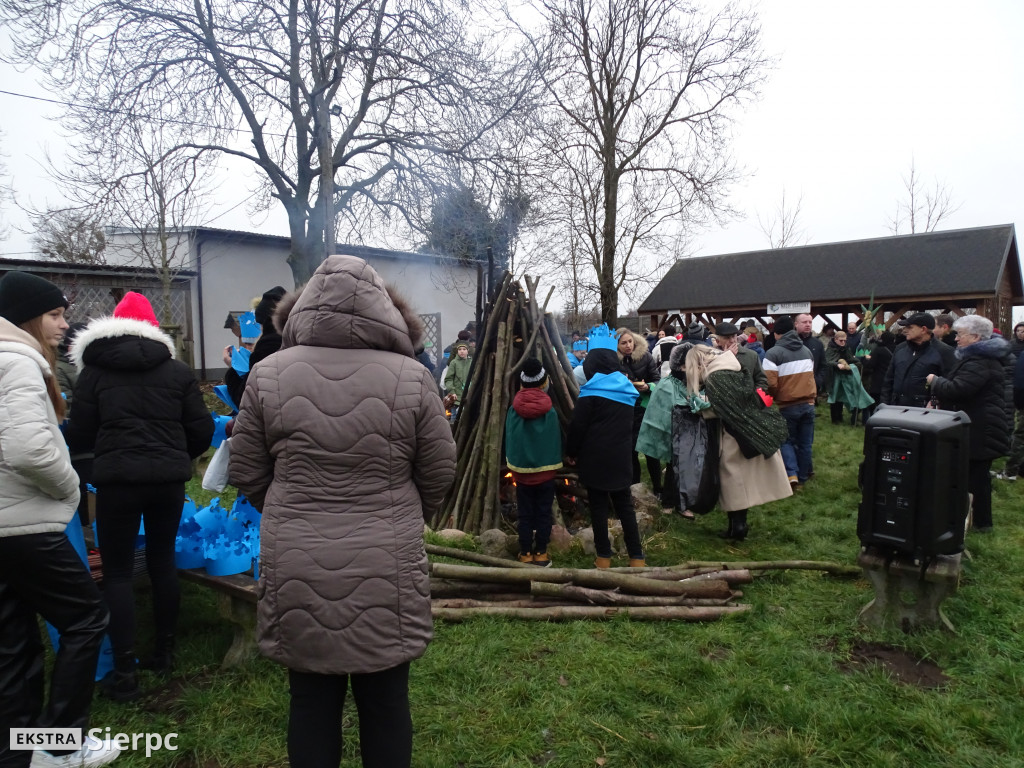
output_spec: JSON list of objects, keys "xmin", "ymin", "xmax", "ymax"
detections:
[
  {"xmin": 426, "ymin": 545, "xmax": 750, "ymax": 622},
  {"xmin": 424, "ymin": 544, "xmax": 861, "ymax": 622},
  {"xmin": 431, "ymin": 273, "xmax": 580, "ymax": 533}
]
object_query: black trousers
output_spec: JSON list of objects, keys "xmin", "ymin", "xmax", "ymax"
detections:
[
  {"xmin": 587, "ymin": 486, "xmax": 643, "ymax": 560},
  {"xmin": 0, "ymin": 532, "xmax": 108, "ymax": 768},
  {"xmin": 288, "ymin": 662, "xmax": 412, "ymax": 768},
  {"xmin": 96, "ymin": 482, "xmax": 185, "ymax": 654},
  {"xmin": 516, "ymin": 480, "xmax": 555, "ymax": 555},
  {"xmin": 968, "ymin": 459, "xmax": 994, "ymax": 529}
]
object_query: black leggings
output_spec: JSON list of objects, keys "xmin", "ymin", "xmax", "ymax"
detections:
[
  {"xmin": 96, "ymin": 483, "xmax": 185, "ymax": 654},
  {"xmin": 587, "ymin": 486, "xmax": 643, "ymax": 560},
  {"xmin": 0, "ymin": 533, "xmax": 108, "ymax": 767},
  {"xmin": 288, "ymin": 662, "xmax": 412, "ymax": 768}
]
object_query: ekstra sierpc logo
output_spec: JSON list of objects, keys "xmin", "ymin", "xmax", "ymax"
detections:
[{"xmin": 10, "ymin": 728, "xmax": 178, "ymax": 758}]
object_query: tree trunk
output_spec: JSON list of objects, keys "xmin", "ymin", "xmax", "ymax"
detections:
[
  {"xmin": 429, "ymin": 579, "xmax": 529, "ymax": 598},
  {"xmin": 425, "ymin": 543, "xmax": 533, "ymax": 569},
  {"xmin": 529, "ymin": 581, "xmax": 737, "ymax": 607},
  {"xmin": 428, "ymin": 563, "xmax": 732, "ymax": 598},
  {"xmin": 432, "ymin": 605, "xmax": 750, "ymax": 622},
  {"xmin": 680, "ymin": 560, "xmax": 862, "ymax": 577}
]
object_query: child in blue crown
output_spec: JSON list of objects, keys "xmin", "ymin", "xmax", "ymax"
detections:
[{"xmin": 566, "ymin": 325, "xmax": 645, "ymax": 568}]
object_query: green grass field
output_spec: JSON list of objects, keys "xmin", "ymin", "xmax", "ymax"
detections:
[{"xmin": 88, "ymin": 405, "xmax": 1024, "ymax": 767}]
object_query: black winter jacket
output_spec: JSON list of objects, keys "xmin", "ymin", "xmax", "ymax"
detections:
[
  {"xmin": 881, "ymin": 337, "xmax": 955, "ymax": 407},
  {"xmin": 929, "ymin": 337, "xmax": 1011, "ymax": 460},
  {"xmin": 67, "ymin": 318, "xmax": 214, "ymax": 485},
  {"xmin": 1015, "ymin": 351, "xmax": 1024, "ymax": 410},
  {"xmin": 860, "ymin": 340, "xmax": 893, "ymax": 397},
  {"xmin": 801, "ymin": 335, "xmax": 825, "ymax": 392},
  {"xmin": 619, "ymin": 350, "xmax": 660, "ymax": 384},
  {"xmin": 567, "ymin": 349, "xmax": 635, "ymax": 491}
]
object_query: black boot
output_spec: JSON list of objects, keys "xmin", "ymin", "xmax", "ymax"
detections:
[
  {"xmin": 103, "ymin": 651, "xmax": 141, "ymax": 702},
  {"xmin": 139, "ymin": 635, "xmax": 175, "ymax": 676},
  {"xmin": 718, "ymin": 513, "xmax": 735, "ymax": 539},
  {"xmin": 730, "ymin": 510, "xmax": 749, "ymax": 542},
  {"xmin": 850, "ymin": 408, "xmax": 859, "ymax": 427}
]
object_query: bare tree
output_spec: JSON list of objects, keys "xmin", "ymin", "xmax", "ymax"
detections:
[
  {"xmin": 32, "ymin": 209, "xmax": 107, "ymax": 264},
  {"xmin": 888, "ymin": 159, "xmax": 960, "ymax": 234},
  {"xmin": 757, "ymin": 188, "xmax": 807, "ymax": 249},
  {"xmin": 1, "ymin": 0, "xmax": 535, "ymax": 286},
  {"xmin": 516, "ymin": 0, "xmax": 766, "ymax": 324},
  {"xmin": 0, "ymin": 132, "xmax": 10, "ymax": 240}
]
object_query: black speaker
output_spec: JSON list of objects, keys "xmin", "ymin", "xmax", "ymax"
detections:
[{"xmin": 857, "ymin": 405, "xmax": 970, "ymax": 558}]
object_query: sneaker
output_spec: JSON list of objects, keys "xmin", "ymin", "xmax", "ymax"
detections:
[
  {"xmin": 994, "ymin": 472, "xmax": 1017, "ymax": 482},
  {"xmin": 517, "ymin": 553, "xmax": 533, "ymax": 564},
  {"xmin": 532, "ymin": 552, "xmax": 552, "ymax": 567},
  {"xmin": 31, "ymin": 737, "xmax": 121, "ymax": 768}
]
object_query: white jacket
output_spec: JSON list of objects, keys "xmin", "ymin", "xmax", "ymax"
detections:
[{"xmin": 0, "ymin": 317, "xmax": 80, "ymax": 537}]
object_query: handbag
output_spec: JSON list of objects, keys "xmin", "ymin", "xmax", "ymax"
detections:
[{"xmin": 202, "ymin": 437, "xmax": 232, "ymax": 492}]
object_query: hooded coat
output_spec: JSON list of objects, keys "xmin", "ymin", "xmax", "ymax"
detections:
[
  {"xmin": 66, "ymin": 317, "xmax": 213, "ymax": 485},
  {"xmin": 929, "ymin": 337, "xmax": 1011, "ymax": 460},
  {"xmin": 229, "ymin": 255, "xmax": 456, "ymax": 675},
  {"xmin": 0, "ymin": 317, "xmax": 80, "ymax": 536},
  {"xmin": 566, "ymin": 349, "xmax": 638, "ymax": 491},
  {"xmin": 687, "ymin": 346, "xmax": 792, "ymax": 512}
]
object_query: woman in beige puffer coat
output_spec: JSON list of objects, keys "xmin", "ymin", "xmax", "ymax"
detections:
[{"xmin": 229, "ymin": 255, "xmax": 456, "ymax": 768}]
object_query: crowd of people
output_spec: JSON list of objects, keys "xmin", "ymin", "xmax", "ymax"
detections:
[{"xmin": 3, "ymin": 260, "xmax": 1022, "ymax": 768}]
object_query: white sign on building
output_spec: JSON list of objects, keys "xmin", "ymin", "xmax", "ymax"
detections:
[{"xmin": 767, "ymin": 302, "xmax": 811, "ymax": 314}]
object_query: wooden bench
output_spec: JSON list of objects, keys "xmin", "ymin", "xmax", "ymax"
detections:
[
  {"xmin": 179, "ymin": 569, "xmax": 259, "ymax": 668},
  {"xmin": 856, "ymin": 547, "xmax": 962, "ymax": 633}
]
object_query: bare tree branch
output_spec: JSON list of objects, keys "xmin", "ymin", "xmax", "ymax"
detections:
[
  {"xmin": 887, "ymin": 158, "xmax": 961, "ymax": 235},
  {"xmin": 757, "ymin": 188, "xmax": 807, "ymax": 249}
]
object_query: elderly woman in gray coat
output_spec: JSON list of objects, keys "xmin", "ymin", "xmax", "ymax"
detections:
[
  {"xmin": 230, "ymin": 256, "xmax": 456, "ymax": 768},
  {"xmin": 926, "ymin": 315, "xmax": 1010, "ymax": 532}
]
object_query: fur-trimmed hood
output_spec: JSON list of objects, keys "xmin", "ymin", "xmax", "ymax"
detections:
[
  {"xmin": 72, "ymin": 316, "xmax": 176, "ymax": 373},
  {"xmin": 615, "ymin": 328, "xmax": 649, "ymax": 363},
  {"xmin": 955, "ymin": 335, "xmax": 1008, "ymax": 361},
  {"xmin": 273, "ymin": 257, "xmax": 424, "ymax": 355},
  {"xmin": 669, "ymin": 341, "xmax": 693, "ymax": 375}
]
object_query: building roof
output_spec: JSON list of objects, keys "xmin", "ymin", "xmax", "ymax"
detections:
[
  {"xmin": 184, "ymin": 226, "xmax": 450, "ymax": 265},
  {"xmin": 639, "ymin": 224, "xmax": 1022, "ymax": 314},
  {"xmin": 0, "ymin": 256, "xmax": 195, "ymax": 280}
]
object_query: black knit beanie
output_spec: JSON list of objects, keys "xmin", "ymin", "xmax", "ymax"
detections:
[
  {"xmin": 0, "ymin": 271, "xmax": 69, "ymax": 326},
  {"xmin": 520, "ymin": 357, "xmax": 546, "ymax": 388},
  {"xmin": 254, "ymin": 285, "xmax": 287, "ymax": 326}
]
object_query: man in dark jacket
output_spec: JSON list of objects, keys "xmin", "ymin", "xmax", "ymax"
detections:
[
  {"xmin": 795, "ymin": 313, "xmax": 825, "ymax": 397},
  {"xmin": 881, "ymin": 313, "xmax": 955, "ymax": 407}
]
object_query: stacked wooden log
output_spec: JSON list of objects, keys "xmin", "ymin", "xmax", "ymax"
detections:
[
  {"xmin": 431, "ymin": 273, "xmax": 580, "ymax": 533},
  {"xmin": 425, "ymin": 544, "xmax": 862, "ymax": 621},
  {"xmin": 426, "ymin": 544, "xmax": 750, "ymax": 622}
]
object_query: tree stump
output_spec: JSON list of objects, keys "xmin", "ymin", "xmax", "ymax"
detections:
[{"xmin": 856, "ymin": 547, "xmax": 962, "ymax": 633}]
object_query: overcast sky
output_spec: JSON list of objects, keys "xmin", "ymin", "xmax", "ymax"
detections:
[{"xmin": 1, "ymin": 0, "xmax": 1021, "ymax": 319}]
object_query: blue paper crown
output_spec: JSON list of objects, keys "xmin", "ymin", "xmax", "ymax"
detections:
[
  {"xmin": 587, "ymin": 324, "xmax": 620, "ymax": 351},
  {"xmin": 239, "ymin": 310, "xmax": 261, "ymax": 342},
  {"xmin": 572, "ymin": 340, "xmax": 588, "ymax": 352},
  {"xmin": 174, "ymin": 495, "xmax": 262, "ymax": 576}
]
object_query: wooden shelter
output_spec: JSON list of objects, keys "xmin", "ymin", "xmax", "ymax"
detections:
[{"xmin": 639, "ymin": 225, "xmax": 1022, "ymax": 333}]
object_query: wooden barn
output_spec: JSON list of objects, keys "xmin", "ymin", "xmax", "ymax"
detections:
[{"xmin": 639, "ymin": 225, "xmax": 1022, "ymax": 333}]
